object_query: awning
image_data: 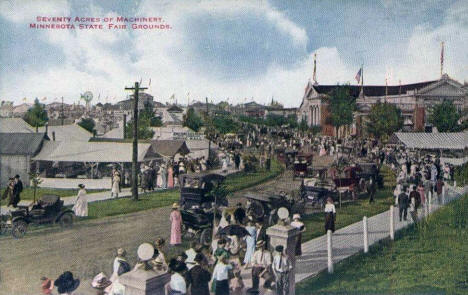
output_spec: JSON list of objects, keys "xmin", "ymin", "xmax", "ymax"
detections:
[
  {"xmin": 390, "ymin": 132, "xmax": 468, "ymax": 150},
  {"xmin": 33, "ymin": 140, "xmax": 153, "ymax": 162}
]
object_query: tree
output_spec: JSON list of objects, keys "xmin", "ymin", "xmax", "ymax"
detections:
[
  {"xmin": 183, "ymin": 107, "xmax": 203, "ymax": 132},
  {"xmin": 429, "ymin": 100, "xmax": 461, "ymax": 132},
  {"xmin": 212, "ymin": 115, "xmax": 240, "ymax": 134},
  {"xmin": 287, "ymin": 114, "xmax": 298, "ymax": 129},
  {"xmin": 23, "ymin": 98, "xmax": 48, "ymax": 127},
  {"xmin": 298, "ymin": 118, "xmax": 309, "ymax": 132},
  {"xmin": 78, "ymin": 118, "xmax": 95, "ymax": 133},
  {"xmin": 328, "ymin": 86, "xmax": 355, "ymax": 137},
  {"xmin": 366, "ymin": 102, "xmax": 403, "ymax": 139}
]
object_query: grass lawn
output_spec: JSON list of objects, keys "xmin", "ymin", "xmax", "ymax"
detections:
[
  {"xmin": 19, "ymin": 187, "xmax": 107, "ymax": 201},
  {"xmin": 302, "ymin": 166, "xmax": 396, "ymax": 242},
  {"xmin": 87, "ymin": 159, "xmax": 284, "ymax": 219},
  {"xmin": 296, "ymin": 193, "xmax": 468, "ymax": 295}
]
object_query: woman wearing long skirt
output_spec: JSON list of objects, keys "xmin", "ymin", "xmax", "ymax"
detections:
[
  {"xmin": 170, "ymin": 203, "xmax": 182, "ymax": 245},
  {"xmin": 324, "ymin": 197, "xmax": 336, "ymax": 233},
  {"xmin": 161, "ymin": 164, "xmax": 167, "ymax": 189},
  {"xmin": 73, "ymin": 184, "xmax": 88, "ymax": 217},
  {"xmin": 291, "ymin": 214, "xmax": 305, "ymax": 256},
  {"xmin": 167, "ymin": 164, "xmax": 174, "ymax": 188},
  {"xmin": 243, "ymin": 220, "xmax": 257, "ymax": 267},
  {"xmin": 111, "ymin": 172, "xmax": 120, "ymax": 198}
]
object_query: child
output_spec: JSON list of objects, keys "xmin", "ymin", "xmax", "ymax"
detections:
[{"xmin": 230, "ymin": 270, "xmax": 244, "ymax": 295}]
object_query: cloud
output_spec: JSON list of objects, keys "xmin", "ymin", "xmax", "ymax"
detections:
[{"xmin": 0, "ymin": 0, "xmax": 70, "ymax": 23}]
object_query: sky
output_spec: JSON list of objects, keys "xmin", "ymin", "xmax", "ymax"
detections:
[{"xmin": 0, "ymin": 0, "xmax": 467, "ymax": 107}]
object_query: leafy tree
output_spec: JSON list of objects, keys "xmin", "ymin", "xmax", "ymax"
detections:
[
  {"xmin": 287, "ymin": 114, "xmax": 298, "ymax": 129},
  {"xmin": 125, "ymin": 119, "xmax": 154, "ymax": 139},
  {"xmin": 265, "ymin": 114, "xmax": 287, "ymax": 127},
  {"xmin": 150, "ymin": 116, "xmax": 163, "ymax": 127},
  {"xmin": 125, "ymin": 104, "xmax": 155, "ymax": 139},
  {"xmin": 212, "ymin": 114, "xmax": 240, "ymax": 134},
  {"xmin": 183, "ymin": 107, "xmax": 203, "ymax": 132},
  {"xmin": 366, "ymin": 102, "xmax": 403, "ymax": 139},
  {"xmin": 23, "ymin": 98, "xmax": 48, "ymax": 127},
  {"xmin": 429, "ymin": 100, "xmax": 461, "ymax": 132},
  {"xmin": 78, "ymin": 118, "xmax": 96, "ymax": 133},
  {"xmin": 328, "ymin": 86, "xmax": 355, "ymax": 137},
  {"xmin": 298, "ymin": 118, "xmax": 309, "ymax": 132}
]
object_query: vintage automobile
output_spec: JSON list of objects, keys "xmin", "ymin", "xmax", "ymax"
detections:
[
  {"xmin": 5, "ymin": 195, "xmax": 74, "ymax": 238},
  {"xmin": 180, "ymin": 208, "xmax": 216, "ymax": 246},
  {"xmin": 300, "ymin": 178, "xmax": 337, "ymax": 208},
  {"xmin": 179, "ymin": 173, "xmax": 227, "ymax": 210},
  {"xmin": 293, "ymin": 160, "xmax": 308, "ymax": 179},
  {"xmin": 356, "ymin": 162, "xmax": 383, "ymax": 189},
  {"xmin": 245, "ymin": 192, "xmax": 305, "ymax": 226}
]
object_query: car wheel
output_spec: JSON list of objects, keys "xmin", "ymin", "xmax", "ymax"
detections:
[
  {"xmin": 199, "ymin": 228, "xmax": 212, "ymax": 246},
  {"xmin": 0, "ymin": 221, "xmax": 9, "ymax": 235},
  {"xmin": 59, "ymin": 212, "xmax": 74, "ymax": 228},
  {"xmin": 12, "ymin": 220, "xmax": 27, "ymax": 239}
]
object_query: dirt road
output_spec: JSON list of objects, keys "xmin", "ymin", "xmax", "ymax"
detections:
[{"xmin": 0, "ymin": 170, "xmax": 302, "ymax": 295}]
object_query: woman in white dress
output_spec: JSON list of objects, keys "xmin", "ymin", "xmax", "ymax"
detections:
[
  {"xmin": 111, "ymin": 171, "xmax": 120, "ymax": 198},
  {"xmin": 73, "ymin": 184, "xmax": 88, "ymax": 217}
]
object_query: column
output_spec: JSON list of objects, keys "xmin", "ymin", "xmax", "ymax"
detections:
[{"xmin": 267, "ymin": 223, "xmax": 300, "ymax": 295}]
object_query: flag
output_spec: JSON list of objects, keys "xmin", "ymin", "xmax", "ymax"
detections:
[
  {"xmin": 440, "ymin": 41, "xmax": 444, "ymax": 76},
  {"xmin": 313, "ymin": 53, "xmax": 317, "ymax": 83},
  {"xmin": 355, "ymin": 68, "xmax": 362, "ymax": 84}
]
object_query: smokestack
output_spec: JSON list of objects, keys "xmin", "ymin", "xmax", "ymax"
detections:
[
  {"xmin": 123, "ymin": 114, "xmax": 127, "ymax": 139},
  {"xmin": 52, "ymin": 131, "xmax": 56, "ymax": 141}
]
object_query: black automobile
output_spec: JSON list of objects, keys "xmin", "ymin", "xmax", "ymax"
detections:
[
  {"xmin": 6, "ymin": 195, "xmax": 74, "ymax": 238},
  {"xmin": 180, "ymin": 208, "xmax": 217, "ymax": 246},
  {"xmin": 179, "ymin": 173, "xmax": 227, "ymax": 210},
  {"xmin": 300, "ymin": 178, "xmax": 337, "ymax": 209},
  {"xmin": 245, "ymin": 193, "xmax": 305, "ymax": 226}
]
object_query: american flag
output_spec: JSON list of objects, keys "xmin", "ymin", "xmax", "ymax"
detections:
[{"xmin": 355, "ymin": 68, "xmax": 362, "ymax": 84}]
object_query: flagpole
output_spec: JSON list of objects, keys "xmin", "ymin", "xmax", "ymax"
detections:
[{"xmin": 361, "ymin": 64, "xmax": 364, "ymax": 96}]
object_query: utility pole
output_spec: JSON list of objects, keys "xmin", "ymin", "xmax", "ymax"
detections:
[
  {"xmin": 61, "ymin": 96, "xmax": 64, "ymax": 126},
  {"xmin": 205, "ymin": 97, "xmax": 211, "ymax": 158},
  {"xmin": 125, "ymin": 82, "xmax": 147, "ymax": 201}
]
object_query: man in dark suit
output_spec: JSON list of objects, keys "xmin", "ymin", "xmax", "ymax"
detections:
[
  {"xmin": 12, "ymin": 174, "xmax": 23, "ymax": 207},
  {"xmin": 398, "ymin": 188, "xmax": 409, "ymax": 221},
  {"xmin": 188, "ymin": 253, "xmax": 211, "ymax": 295}
]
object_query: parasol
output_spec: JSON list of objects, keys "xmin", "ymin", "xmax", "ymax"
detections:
[{"xmin": 218, "ymin": 224, "xmax": 251, "ymax": 237}]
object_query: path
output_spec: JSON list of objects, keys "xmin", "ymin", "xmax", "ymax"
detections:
[
  {"xmin": 0, "ymin": 167, "xmax": 237, "ymax": 215},
  {"xmin": 235, "ymin": 185, "xmax": 465, "ymax": 293}
]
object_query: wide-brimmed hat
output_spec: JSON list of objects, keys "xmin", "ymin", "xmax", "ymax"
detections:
[
  {"xmin": 117, "ymin": 248, "xmax": 126, "ymax": 257},
  {"xmin": 91, "ymin": 272, "xmax": 111, "ymax": 289},
  {"xmin": 54, "ymin": 271, "xmax": 80, "ymax": 294},
  {"xmin": 275, "ymin": 245, "xmax": 284, "ymax": 252},
  {"xmin": 172, "ymin": 203, "xmax": 179, "ymax": 209},
  {"xmin": 293, "ymin": 214, "xmax": 301, "ymax": 220},
  {"xmin": 78, "ymin": 184, "xmax": 85, "ymax": 189}
]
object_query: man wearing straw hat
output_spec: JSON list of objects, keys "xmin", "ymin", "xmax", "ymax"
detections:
[{"xmin": 248, "ymin": 240, "xmax": 272, "ymax": 292}]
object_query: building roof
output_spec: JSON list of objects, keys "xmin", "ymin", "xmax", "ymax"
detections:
[
  {"xmin": 102, "ymin": 126, "xmax": 124, "ymax": 139},
  {"xmin": 167, "ymin": 105, "xmax": 184, "ymax": 113},
  {"xmin": 0, "ymin": 118, "xmax": 34, "ymax": 133},
  {"xmin": 390, "ymin": 132, "xmax": 468, "ymax": 150},
  {"xmin": 0, "ymin": 133, "xmax": 45, "ymax": 155},
  {"xmin": 38, "ymin": 124, "xmax": 92, "ymax": 141},
  {"xmin": 32, "ymin": 140, "xmax": 152, "ymax": 162},
  {"xmin": 149, "ymin": 140, "xmax": 190, "ymax": 157},
  {"xmin": 309, "ymin": 80, "xmax": 437, "ymax": 98}
]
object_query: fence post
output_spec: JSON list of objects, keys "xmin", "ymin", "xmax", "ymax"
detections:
[
  {"xmin": 428, "ymin": 191, "xmax": 432, "ymax": 213},
  {"xmin": 327, "ymin": 230, "xmax": 333, "ymax": 274},
  {"xmin": 442, "ymin": 186, "xmax": 446, "ymax": 205},
  {"xmin": 363, "ymin": 216, "xmax": 368, "ymax": 253},
  {"xmin": 389, "ymin": 206, "xmax": 394, "ymax": 240}
]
